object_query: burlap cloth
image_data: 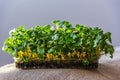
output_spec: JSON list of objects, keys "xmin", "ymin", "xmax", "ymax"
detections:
[{"xmin": 0, "ymin": 48, "xmax": 120, "ymax": 80}]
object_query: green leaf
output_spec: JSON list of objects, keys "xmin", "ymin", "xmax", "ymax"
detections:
[
  {"xmin": 37, "ymin": 47, "xmax": 45, "ymax": 55},
  {"xmin": 75, "ymin": 24, "xmax": 84, "ymax": 31},
  {"xmin": 53, "ymin": 20, "xmax": 72, "ymax": 29},
  {"xmin": 52, "ymin": 34, "xmax": 59, "ymax": 40},
  {"xmin": 66, "ymin": 29, "xmax": 72, "ymax": 33},
  {"xmin": 70, "ymin": 33, "xmax": 77, "ymax": 39},
  {"xmin": 93, "ymin": 35, "xmax": 101, "ymax": 47},
  {"xmin": 104, "ymin": 32, "xmax": 112, "ymax": 43},
  {"xmin": 42, "ymin": 25, "xmax": 51, "ymax": 33},
  {"xmin": 104, "ymin": 44, "xmax": 114, "ymax": 58},
  {"xmin": 109, "ymin": 45, "xmax": 114, "ymax": 58},
  {"xmin": 53, "ymin": 20, "xmax": 60, "ymax": 30},
  {"xmin": 48, "ymin": 46, "xmax": 56, "ymax": 53},
  {"xmin": 16, "ymin": 25, "xmax": 25, "ymax": 31}
]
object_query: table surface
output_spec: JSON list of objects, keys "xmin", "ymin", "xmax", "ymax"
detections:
[{"xmin": 0, "ymin": 47, "xmax": 120, "ymax": 80}]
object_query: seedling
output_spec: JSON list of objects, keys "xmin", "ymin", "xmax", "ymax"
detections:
[{"xmin": 2, "ymin": 20, "xmax": 114, "ymax": 69}]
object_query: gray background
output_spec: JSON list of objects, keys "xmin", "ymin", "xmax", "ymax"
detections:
[{"xmin": 0, "ymin": 0, "xmax": 120, "ymax": 67}]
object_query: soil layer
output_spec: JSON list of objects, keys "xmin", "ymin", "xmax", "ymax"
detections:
[{"xmin": 15, "ymin": 60, "xmax": 98, "ymax": 69}]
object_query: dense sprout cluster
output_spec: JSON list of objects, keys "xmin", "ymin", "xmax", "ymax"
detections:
[{"xmin": 2, "ymin": 20, "xmax": 114, "ymax": 65}]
